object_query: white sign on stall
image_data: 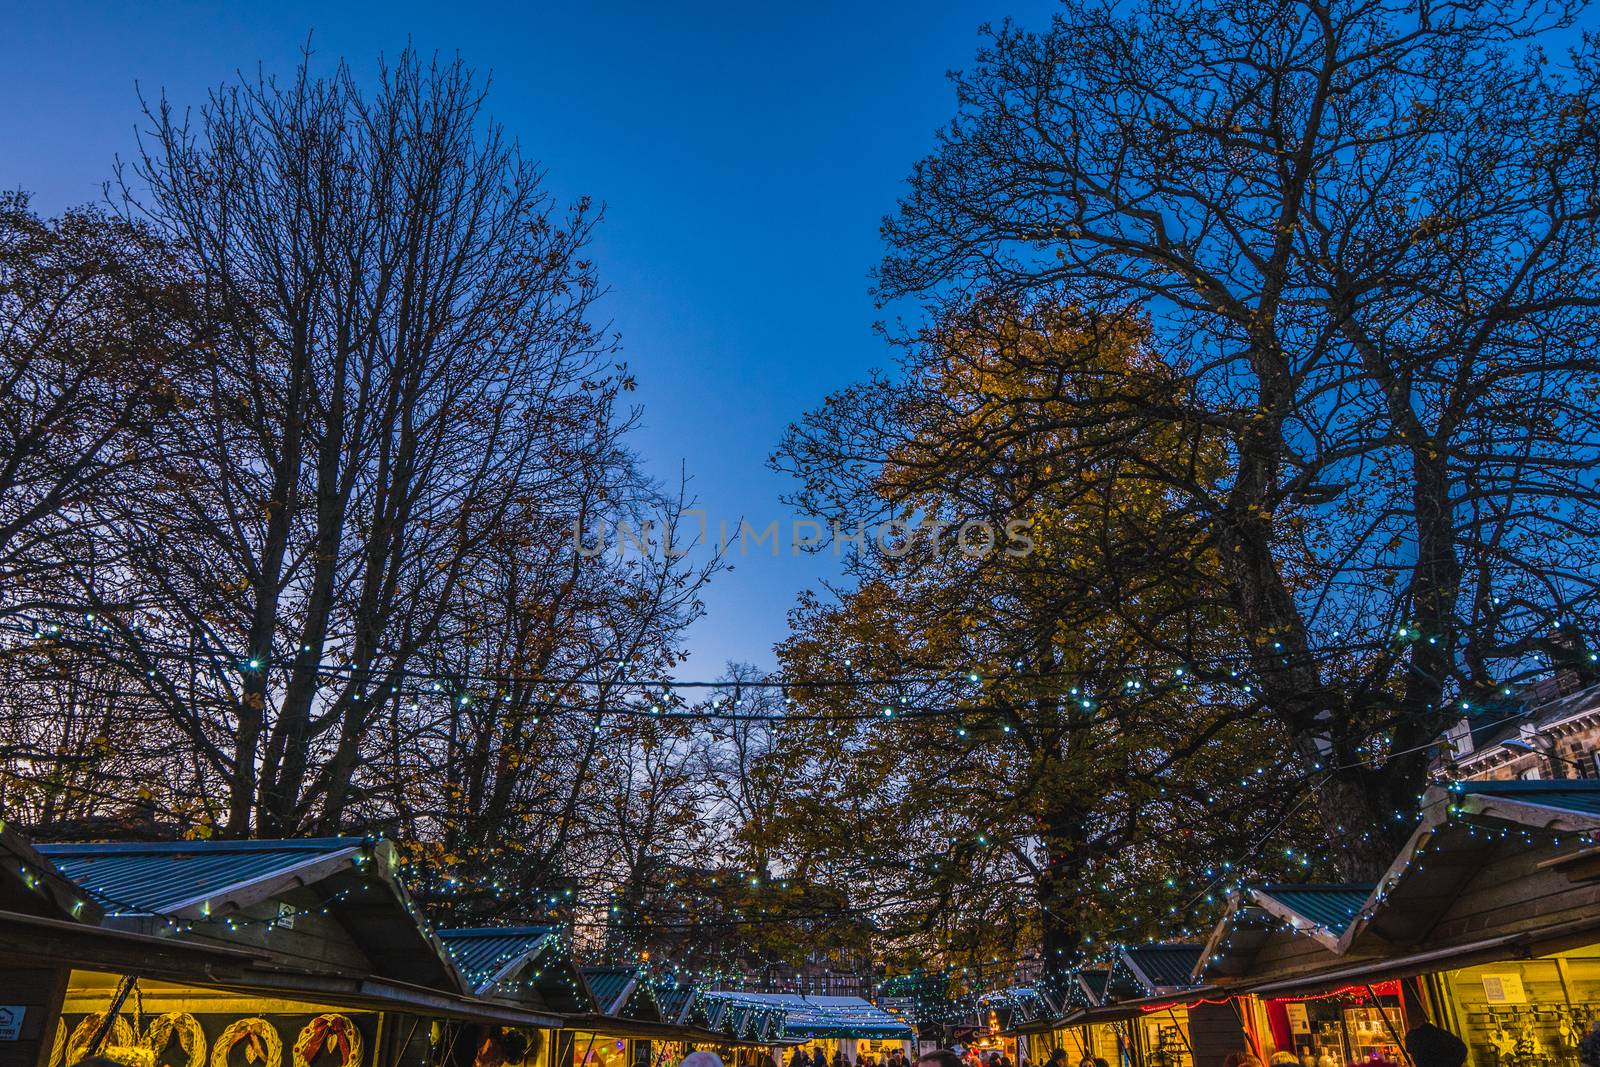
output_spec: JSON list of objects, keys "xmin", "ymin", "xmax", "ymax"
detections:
[{"xmin": 1482, "ymin": 973, "xmax": 1528, "ymax": 1004}]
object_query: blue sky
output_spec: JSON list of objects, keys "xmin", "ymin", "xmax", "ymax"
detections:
[{"xmin": 2, "ymin": 0, "xmax": 1056, "ymax": 675}]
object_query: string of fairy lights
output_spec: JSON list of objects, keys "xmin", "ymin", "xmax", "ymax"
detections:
[
  {"xmin": 0, "ymin": 684, "xmax": 1545, "ymax": 963},
  {"xmin": 6, "ymin": 774, "xmax": 1597, "ymax": 1030},
  {"xmin": 0, "ymin": 608, "xmax": 1528, "ymax": 727},
  {"xmin": 886, "ymin": 794, "xmax": 1600, "ymax": 1024},
  {"xmin": 2, "ymin": 600, "xmax": 1593, "ymax": 1031}
]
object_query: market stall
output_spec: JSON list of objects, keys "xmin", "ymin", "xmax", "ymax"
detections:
[
  {"xmin": 1420, "ymin": 952, "xmax": 1600, "ymax": 1067},
  {"xmin": 567, "ymin": 965, "xmax": 672, "ymax": 1067},
  {"xmin": 1004, "ymin": 971, "xmax": 1117, "ymax": 1067},
  {"xmin": 1196, "ymin": 883, "xmax": 1408, "ymax": 1066},
  {"xmin": 1333, "ymin": 780, "xmax": 1600, "ymax": 1067},
  {"xmin": 27, "ymin": 836, "xmax": 558, "ymax": 1067},
  {"xmin": 977, "ymin": 988, "xmax": 1054, "ymax": 1066},
  {"xmin": 708, "ymin": 993, "xmax": 913, "ymax": 1065},
  {"xmin": 437, "ymin": 926, "xmax": 597, "ymax": 1067},
  {"xmin": 1098, "ymin": 945, "xmax": 1250, "ymax": 1067},
  {"xmin": 1192, "ymin": 780, "xmax": 1600, "ymax": 1067},
  {"xmin": 0, "ymin": 822, "xmax": 275, "ymax": 1067}
]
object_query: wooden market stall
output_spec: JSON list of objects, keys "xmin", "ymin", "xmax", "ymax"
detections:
[
  {"xmin": 1195, "ymin": 883, "xmax": 1413, "ymax": 1067},
  {"xmin": 24, "ymin": 836, "xmax": 561, "ymax": 1067},
  {"xmin": 646, "ymin": 979, "xmax": 764, "ymax": 1062},
  {"xmin": 1030, "ymin": 971, "xmax": 1117, "ymax": 1067},
  {"xmin": 0, "ymin": 821, "xmax": 281, "ymax": 1067},
  {"xmin": 437, "ymin": 926, "xmax": 597, "ymax": 1067},
  {"xmin": 568, "ymin": 965, "xmax": 671, "ymax": 1067},
  {"xmin": 647, "ymin": 984, "xmax": 699, "ymax": 1067},
  {"xmin": 975, "ymin": 988, "xmax": 1053, "ymax": 1066},
  {"xmin": 1192, "ymin": 780, "xmax": 1600, "ymax": 1067},
  {"xmin": 1001, "ymin": 946, "xmax": 1246, "ymax": 1067},
  {"xmin": 1102, "ymin": 945, "xmax": 1249, "ymax": 1067},
  {"xmin": 708, "ymin": 993, "xmax": 913, "ymax": 1066},
  {"xmin": 1006, "ymin": 972, "xmax": 1119, "ymax": 1067},
  {"xmin": 1320, "ymin": 780, "xmax": 1600, "ymax": 1067}
]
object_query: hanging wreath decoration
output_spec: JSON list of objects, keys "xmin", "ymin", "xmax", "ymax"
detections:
[
  {"xmin": 68, "ymin": 1013, "xmax": 139, "ymax": 1065},
  {"xmin": 292, "ymin": 1015, "xmax": 363, "ymax": 1067},
  {"xmin": 145, "ymin": 1013, "xmax": 207, "ymax": 1067},
  {"xmin": 211, "ymin": 1018, "xmax": 283, "ymax": 1067}
]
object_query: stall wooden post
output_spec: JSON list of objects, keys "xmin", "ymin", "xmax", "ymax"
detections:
[{"xmin": 0, "ymin": 966, "xmax": 67, "ymax": 1067}]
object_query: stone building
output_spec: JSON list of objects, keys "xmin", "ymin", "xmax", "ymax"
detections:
[{"xmin": 1447, "ymin": 671, "xmax": 1600, "ymax": 780}]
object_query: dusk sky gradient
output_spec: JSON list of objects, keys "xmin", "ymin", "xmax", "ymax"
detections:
[{"xmin": 3, "ymin": 1, "xmax": 1057, "ymax": 675}]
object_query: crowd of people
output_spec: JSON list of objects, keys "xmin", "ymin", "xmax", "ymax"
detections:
[
  {"xmin": 1024, "ymin": 1019, "xmax": 1600, "ymax": 1067},
  {"xmin": 682, "ymin": 1018, "xmax": 1600, "ymax": 1067},
  {"xmin": 782, "ymin": 1047, "xmax": 919, "ymax": 1067},
  {"xmin": 774, "ymin": 1046, "xmax": 1019, "ymax": 1067}
]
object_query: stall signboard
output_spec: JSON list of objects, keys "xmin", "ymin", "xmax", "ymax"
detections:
[
  {"xmin": 1284, "ymin": 1005, "xmax": 1309, "ymax": 1035},
  {"xmin": 1480, "ymin": 974, "xmax": 1527, "ymax": 1005},
  {"xmin": 0, "ymin": 1006, "xmax": 22, "ymax": 1041}
]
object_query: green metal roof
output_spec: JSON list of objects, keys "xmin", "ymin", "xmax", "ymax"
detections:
[
  {"xmin": 439, "ymin": 926, "xmax": 558, "ymax": 993},
  {"xmin": 1113, "ymin": 943, "xmax": 1203, "ymax": 995},
  {"xmin": 1254, "ymin": 884, "xmax": 1374, "ymax": 936},
  {"xmin": 710, "ymin": 992, "xmax": 914, "ymax": 1040},
  {"xmin": 656, "ymin": 981, "xmax": 694, "ymax": 1024},
  {"xmin": 38, "ymin": 837, "xmax": 464, "ymax": 993},
  {"xmin": 437, "ymin": 926, "xmax": 594, "ymax": 1013},
  {"xmin": 36, "ymin": 838, "xmax": 361, "ymax": 915},
  {"xmin": 583, "ymin": 965, "xmax": 637, "ymax": 1014},
  {"xmin": 582, "ymin": 964, "xmax": 662, "ymax": 1020},
  {"xmin": 0, "ymin": 819, "xmax": 102, "ymax": 924},
  {"xmin": 1077, "ymin": 968, "xmax": 1110, "ymax": 1005}
]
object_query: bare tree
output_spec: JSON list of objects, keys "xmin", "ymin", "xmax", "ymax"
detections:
[
  {"xmin": 78, "ymin": 48, "xmax": 622, "ymax": 835},
  {"xmin": 876, "ymin": 0, "xmax": 1600, "ymax": 873},
  {"xmin": 377, "ymin": 477, "xmax": 718, "ymax": 923},
  {"xmin": 0, "ymin": 194, "xmax": 197, "ymax": 620},
  {"xmin": 596, "ymin": 713, "xmax": 708, "ymax": 958},
  {"xmin": 697, "ymin": 663, "xmax": 797, "ymax": 875}
]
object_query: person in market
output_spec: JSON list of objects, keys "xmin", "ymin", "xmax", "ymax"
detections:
[
  {"xmin": 918, "ymin": 1052, "xmax": 963, "ymax": 1067},
  {"xmin": 1404, "ymin": 1023, "xmax": 1468, "ymax": 1067},
  {"xmin": 1580, "ymin": 1021, "xmax": 1600, "ymax": 1067},
  {"xmin": 789, "ymin": 1051, "xmax": 809, "ymax": 1067},
  {"xmin": 812, "ymin": 1050, "xmax": 829, "ymax": 1067},
  {"xmin": 1043, "ymin": 1049, "xmax": 1066, "ymax": 1067}
]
